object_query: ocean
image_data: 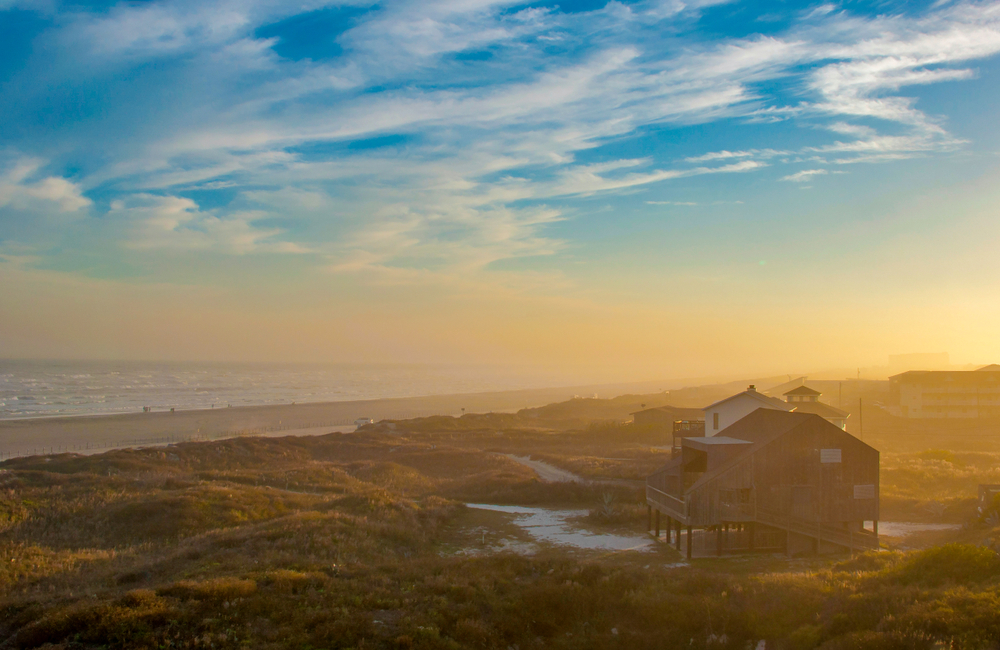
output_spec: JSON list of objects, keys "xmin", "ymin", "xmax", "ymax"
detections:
[{"xmin": 0, "ymin": 360, "xmax": 569, "ymax": 420}]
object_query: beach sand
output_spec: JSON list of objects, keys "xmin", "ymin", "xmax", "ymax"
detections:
[{"xmin": 0, "ymin": 378, "xmax": 670, "ymax": 458}]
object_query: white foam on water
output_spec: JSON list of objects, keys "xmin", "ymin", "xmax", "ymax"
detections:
[{"xmin": 0, "ymin": 360, "xmax": 573, "ymax": 419}]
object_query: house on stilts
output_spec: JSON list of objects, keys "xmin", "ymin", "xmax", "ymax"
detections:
[{"xmin": 646, "ymin": 408, "xmax": 879, "ymax": 557}]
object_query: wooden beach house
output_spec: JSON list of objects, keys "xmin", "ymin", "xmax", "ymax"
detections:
[{"xmin": 646, "ymin": 409, "xmax": 879, "ymax": 557}]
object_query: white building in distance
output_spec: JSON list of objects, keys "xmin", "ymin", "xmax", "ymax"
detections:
[{"xmin": 703, "ymin": 385, "xmax": 789, "ymax": 435}]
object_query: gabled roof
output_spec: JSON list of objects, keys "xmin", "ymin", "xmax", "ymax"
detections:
[
  {"xmin": 784, "ymin": 385, "xmax": 822, "ymax": 397},
  {"xmin": 686, "ymin": 409, "xmax": 869, "ymax": 492},
  {"xmin": 648, "ymin": 409, "xmax": 804, "ymax": 480},
  {"xmin": 700, "ymin": 408, "xmax": 813, "ymax": 445},
  {"xmin": 789, "ymin": 401, "xmax": 849, "ymax": 419},
  {"xmin": 702, "ymin": 389, "xmax": 790, "ymax": 413}
]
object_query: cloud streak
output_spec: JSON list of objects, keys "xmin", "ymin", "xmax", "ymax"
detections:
[{"xmin": 3, "ymin": 0, "xmax": 1000, "ymax": 290}]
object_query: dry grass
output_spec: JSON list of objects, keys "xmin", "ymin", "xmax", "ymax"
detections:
[{"xmin": 5, "ymin": 422, "xmax": 1000, "ymax": 648}]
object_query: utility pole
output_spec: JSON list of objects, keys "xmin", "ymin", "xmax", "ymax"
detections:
[{"xmin": 859, "ymin": 397, "xmax": 863, "ymax": 441}]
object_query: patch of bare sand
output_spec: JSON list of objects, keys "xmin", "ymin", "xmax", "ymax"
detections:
[{"xmin": 465, "ymin": 503, "xmax": 654, "ymax": 553}]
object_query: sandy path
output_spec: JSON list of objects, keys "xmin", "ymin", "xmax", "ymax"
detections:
[
  {"xmin": 503, "ymin": 454, "xmax": 587, "ymax": 483},
  {"xmin": 465, "ymin": 503, "xmax": 654, "ymax": 553}
]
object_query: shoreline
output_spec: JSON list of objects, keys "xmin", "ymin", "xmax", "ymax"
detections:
[{"xmin": 0, "ymin": 378, "xmax": 673, "ymax": 458}]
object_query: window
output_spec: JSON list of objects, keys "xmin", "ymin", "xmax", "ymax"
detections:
[
  {"xmin": 720, "ymin": 488, "xmax": 752, "ymax": 506},
  {"xmin": 713, "ymin": 412, "xmax": 719, "ymax": 430}
]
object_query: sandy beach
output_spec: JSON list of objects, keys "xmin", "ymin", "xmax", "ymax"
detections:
[{"xmin": 0, "ymin": 378, "xmax": 670, "ymax": 458}]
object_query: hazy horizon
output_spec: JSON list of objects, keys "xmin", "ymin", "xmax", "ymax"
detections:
[
  {"xmin": 3, "ymin": 0, "xmax": 1000, "ymax": 379},
  {"xmin": 2, "ymin": 355, "xmax": 986, "ymax": 389}
]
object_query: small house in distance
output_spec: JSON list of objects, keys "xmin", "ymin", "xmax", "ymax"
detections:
[
  {"xmin": 646, "ymin": 409, "xmax": 879, "ymax": 557},
  {"xmin": 631, "ymin": 405, "xmax": 705, "ymax": 454},
  {"xmin": 631, "ymin": 405, "xmax": 705, "ymax": 428},
  {"xmin": 783, "ymin": 385, "xmax": 850, "ymax": 430}
]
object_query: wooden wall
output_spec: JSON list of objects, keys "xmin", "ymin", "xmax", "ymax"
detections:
[{"xmin": 685, "ymin": 417, "xmax": 879, "ymax": 526}]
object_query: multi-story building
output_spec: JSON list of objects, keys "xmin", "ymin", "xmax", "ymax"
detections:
[{"xmin": 889, "ymin": 365, "xmax": 1000, "ymax": 418}]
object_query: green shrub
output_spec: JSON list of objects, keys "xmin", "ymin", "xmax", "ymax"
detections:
[
  {"xmin": 832, "ymin": 551, "xmax": 898, "ymax": 574},
  {"xmin": 787, "ymin": 623, "xmax": 823, "ymax": 649},
  {"xmin": 887, "ymin": 544, "xmax": 1000, "ymax": 587}
]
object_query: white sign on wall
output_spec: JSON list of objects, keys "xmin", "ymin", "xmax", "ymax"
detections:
[
  {"xmin": 820, "ymin": 449, "xmax": 842, "ymax": 463},
  {"xmin": 854, "ymin": 484, "xmax": 876, "ymax": 499}
]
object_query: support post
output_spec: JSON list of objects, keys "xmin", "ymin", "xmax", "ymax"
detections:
[
  {"xmin": 717, "ymin": 526, "xmax": 723, "ymax": 556},
  {"xmin": 686, "ymin": 526, "xmax": 693, "ymax": 560},
  {"xmin": 873, "ymin": 520, "xmax": 878, "ymax": 536},
  {"xmin": 748, "ymin": 522, "xmax": 756, "ymax": 551},
  {"xmin": 647, "ymin": 505, "xmax": 651, "ymax": 532},
  {"xmin": 665, "ymin": 515, "xmax": 673, "ymax": 542},
  {"xmin": 654, "ymin": 510, "xmax": 660, "ymax": 538},
  {"xmin": 674, "ymin": 520, "xmax": 682, "ymax": 551}
]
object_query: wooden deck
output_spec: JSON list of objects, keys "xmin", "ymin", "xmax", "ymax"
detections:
[{"xmin": 647, "ymin": 488, "xmax": 880, "ymax": 553}]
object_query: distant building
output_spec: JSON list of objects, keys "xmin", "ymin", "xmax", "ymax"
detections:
[
  {"xmin": 646, "ymin": 409, "xmax": 880, "ymax": 557},
  {"xmin": 783, "ymin": 385, "xmax": 822, "ymax": 404},
  {"xmin": 889, "ymin": 365, "xmax": 1000, "ymax": 418},
  {"xmin": 631, "ymin": 406, "xmax": 705, "ymax": 456},
  {"xmin": 783, "ymin": 385, "xmax": 850, "ymax": 430},
  {"xmin": 354, "ymin": 417, "xmax": 374, "ymax": 427},
  {"xmin": 631, "ymin": 406, "xmax": 704, "ymax": 427},
  {"xmin": 702, "ymin": 385, "xmax": 789, "ymax": 435}
]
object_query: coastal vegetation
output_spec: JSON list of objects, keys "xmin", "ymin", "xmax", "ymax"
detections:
[{"xmin": 3, "ymin": 409, "xmax": 1000, "ymax": 648}]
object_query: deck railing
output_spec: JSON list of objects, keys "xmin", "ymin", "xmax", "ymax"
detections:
[{"xmin": 646, "ymin": 485, "xmax": 688, "ymax": 520}]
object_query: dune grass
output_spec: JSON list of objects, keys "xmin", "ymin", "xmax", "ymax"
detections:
[{"xmin": 4, "ymin": 424, "xmax": 1000, "ymax": 648}]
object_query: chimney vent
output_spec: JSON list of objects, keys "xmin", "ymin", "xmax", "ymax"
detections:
[{"xmin": 748, "ymin": 385, "xmax": 756, "ymax": 391}]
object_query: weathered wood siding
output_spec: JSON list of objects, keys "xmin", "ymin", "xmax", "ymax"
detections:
[{"xmin": 686, "ymin": 417, "xmax": 879, "ymax": 526}]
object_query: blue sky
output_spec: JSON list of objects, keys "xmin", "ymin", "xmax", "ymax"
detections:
[{"xmin": 2, "ymin": 0, "xmax": 1000, "ymax": 379}]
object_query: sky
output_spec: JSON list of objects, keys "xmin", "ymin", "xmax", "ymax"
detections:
[{"xmin": 2, "ymin": 0, "xmax": 1000, "ymax": 382}]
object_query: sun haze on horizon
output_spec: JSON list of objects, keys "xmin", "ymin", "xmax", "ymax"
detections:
[{"xmin": 2, "ymin": 0, "xmax": 1000, "ymax": 380}]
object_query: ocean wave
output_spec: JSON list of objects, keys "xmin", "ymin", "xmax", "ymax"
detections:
[{"xmin": 0, "ymin": 360, "xmax": 562, "ymax": 420}]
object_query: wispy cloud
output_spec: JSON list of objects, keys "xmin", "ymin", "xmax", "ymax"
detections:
[
  {"xmin": 685, "ymin": 149, "xmax": 789, "ymax": 163},
  {"xmin": 112, "ymin": 194, "xmax": 308, "ymax": 254},
  {"xmin": 0, "ymin": 157, "xmax": 90, "ymax": 213},
  {"xmin": 3, "ymin": 0, "xmax": 1000, "ymax": 292},
  {"xmin": 781, "ymin": 169, "xmax": 828, "ymax": 182}
]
